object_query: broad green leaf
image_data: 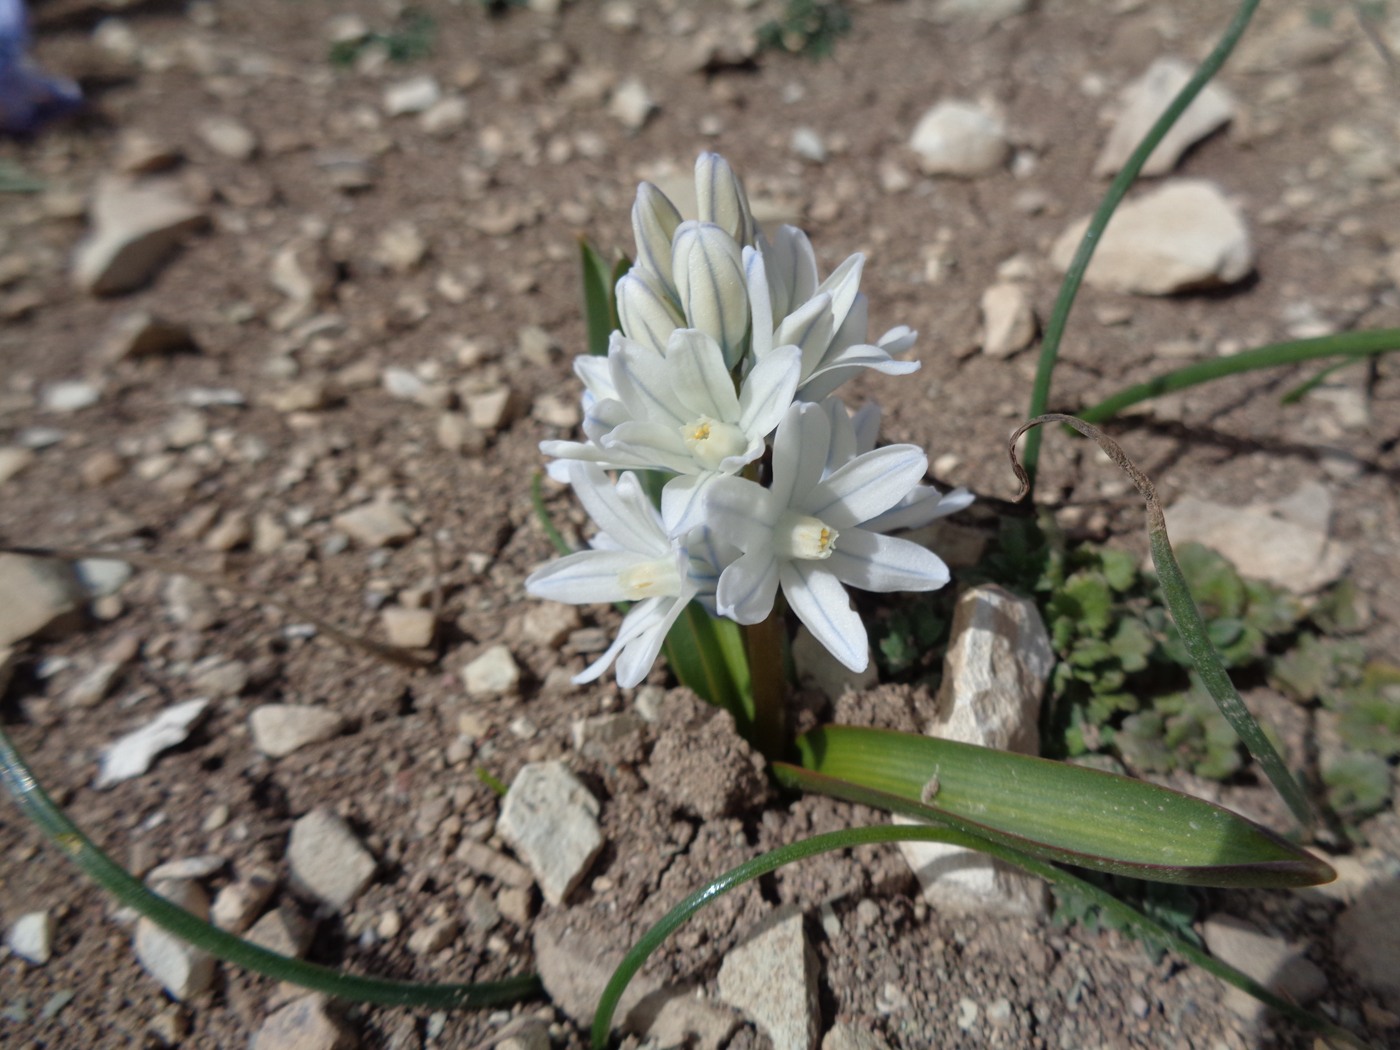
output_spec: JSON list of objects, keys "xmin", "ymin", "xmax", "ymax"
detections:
[
  {"xmin": 662, "ymin": 600, "xmax": 753, "ymax": 733},
  {"xmin": 782, "ymin": 725, "xmax": 1333, "ymax": 888},
  {"xmin": 579, "ymin": 238, "xmax": 623, "ymax": 358}
]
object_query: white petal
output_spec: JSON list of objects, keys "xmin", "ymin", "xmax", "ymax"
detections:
[
  {"xmin": 694, "ymin": 152, "xmax": 753, "ymax": 245},
  {"xmin": 824, "ymin": 527, "xmax": 950, "ymax": 593},
  {"xmin": 864, "ymin": 486, "xmax": 975, "ymax": 533},
  {"xmin": 716, "ymin": 548, "xmax": 779, "ymax": 624},
  {"xmin": 765, "ymin": 225, "xmax": 818, "ymax": 320},
  {"xmin": 850, "ymin": 401, "xmax": 882, "ymax": 454},
  {"xmin": 673, "ymin": 221, "xmax": 749, "ymax": 369},
  {"xmin": 821, "ymin": 398, "xmax": 858, "ymax": 474},
  {"xmin": 660, "ymin": 472, "xmax": 718, "ymax": 538},
  {"xmin": 736, "ymin": 345, "xmax": 802, "ymax": 438},
  {"xmin": 743, "ymin": 246, "xmax": 774, "ymax": 359},
  {"xmin": 799, "ymin": 350, "xmax": 920, "ymax": 403},
  {"xmin": 814, "ymin": 253, "xmax": 864, "ymax": 335},
  {"xmin": 567, "ymin": 465, "xmax": 670, "ymax": 556},
  {"xmin": 602, "ymin": 421, "xmax": 702, "ymax": 475},
  {"xmin": 616, "ymin": 269, "xmax": 684, "ymax": 355},
  {"xmin": 525, "ymin": 549, "xmax": 657, "ymax": 605},
  {"xmin": 773, "ymin": 292, "xmax": 834, "ymax": 379},
  {"xmin": 611, "ymin": 336, "xmax": 690, "ymax": 426},
  {"xmin": 631, "ymin": 181, "xmax": 682, "ymax": 289},
  {"xmin": 770, "ymin": 401, "xmax": 831, "ymax": 511},
  {"xmin": 574, "ymin": 595, "xmax": 668, "ymax": 685},
  {"xmin": 779, "ymin": 561, "xmax": 868, "ymax": 672},
  {"xmin": 878, "ymin": 325, "xmax": 918, "ymax": 354},
  {"xmin": 613, "ymin": 591, "xmax": 693, "ymax": 687},
  {"xmin": 697, "ymin": 475, "xmax": 781, "ymax": 550},
  {"xmin": 574, "ymin": 353, "xmax": 617, "ymax": 403},
  {"xmin": 804, "ymin": 445, "xmax": 928, "ymax": 529},
  {"xmin": 666, "ymin": 329, "xmax": 741, "ymax": 421}
]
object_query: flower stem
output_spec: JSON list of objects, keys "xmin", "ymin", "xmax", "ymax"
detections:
[{"xmin": 745, "ymin": 604, "xmax": 789, "ymax": 761}]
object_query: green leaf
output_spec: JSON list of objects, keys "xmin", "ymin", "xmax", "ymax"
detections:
[
  {"xmin": 1050, "ymin": 572, "xmax": 1115, "ymax": 638},
  {"xmin": 579, "ymin": 238, "xmax": 626, "ymax": 358},
  {"xmin": 661, "ymin": 600, "xmax": 753, "ymax": 733},
  {"xmin": 1175, "ymin": 543, "xmax": 1246, "ymax": 620},
  {"xmin": 1099, "ymin": 548, "xmax": 1139, "ymax": 593},
  {"xmin": 1322, "ymin": 752, "xmax": 1393, "ymax": 822},
  {"xmin": 783, "ymin": 725, "xmax": 1332, "ymax": 888},
  {"xmin": 1108, "ymin": 617, "xmax": 1153, "ymax": 673}
]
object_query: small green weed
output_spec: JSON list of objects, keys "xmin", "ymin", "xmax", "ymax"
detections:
[
  {"xmin": 756, "ymin": 0, "xmax": 853, "ymax": 60},
  {"xmin": 330, "ymin": 9, "xmax": 436, "ymax": 67}
]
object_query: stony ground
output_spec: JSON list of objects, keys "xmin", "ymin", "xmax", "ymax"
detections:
[{"xmin": 2, "ymin": 1, "xmax": 1399, "ymax": 1048}]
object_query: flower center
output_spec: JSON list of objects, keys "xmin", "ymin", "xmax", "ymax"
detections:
[
  {"xmin": 774, "ymin": 511, "xmax": 838, "ymax": 560},
  {"xmin": 680, "ymin": 416, "xmax": 748, "ymax": 470},
  {"xmin": 617, "ymin": 556, "xmax": 683, "ymax": 600}
]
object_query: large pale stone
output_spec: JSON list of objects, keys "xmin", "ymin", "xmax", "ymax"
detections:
[
  {"xmin": 897, "ymin": 585, "xmax": 1053, "ymax": 917},
  {"xmin": 498, "ymin": 761, "xmax": 603, "ymax": 905},
  {"xmin": 1094, "ymin": 58, "xmax": 1236, "ymax": 178},
  {"xmin": 134, "ymin": 879, "xmax": 216, "ymax": 999},
  {"xmin": 979, "ymin": 282, "xmax": 1037, "ymax": 358},
  {"xmin": 1050, "ymin": 180, "xmax": 1252, "ymax": 295},
  {"xmin": 717, "ymin": 906, "xmax": 820, "ymax": 1050},
  {"xmin": 250, "ymin": 704, "xmax": 345, "ymax": 758},
  {"xmin": 72, "ymin": 177, "xmax": 206, "ymax": 295},
  {"xmin": 1202, "ymin": 914, "xmax": 1327, "ymax": 1021},
  {"xmin": 252, "ymin": 995, "xmax": 358, "ymax": 1050},
  {"xmin": 1335, "ymin": 881, "xmax": 1400, "ymax": 1008},
  {"xmin": 287, "ymin": 809, "xmax": 376, "ymax": 909},
  {"xmin": 909, "ymin": 100, "xmax": 1008, "ymax": 177},
  {"xmin": 96, "ymin": 698, "xmax": 209, "ymax": 788},
  {"xmin": 0, "ymin": 554, "xmax": 86, "ymax": 648},
  {"xmin": 1164, "ymin": 483, "xmax": 1349, "ymax": 595}
]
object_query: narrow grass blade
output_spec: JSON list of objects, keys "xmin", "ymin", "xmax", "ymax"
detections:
[
  {"xmin": 1010, "ymin": 415, "xmax": 1317, "ymax": 830},
  {"xmin": 590, "ymin": 824, "xmax": 1367, "ymax": 1050},
  {"xmin": 1021, "ymin": 0, "xmax": 1262, "ymax": 494},
  {"xmin": 0, "ymin": 725, "xmax": 540, "ymax": 1009},
  {"xmin": 531, "ymin": 471, "xmax": 573, "ymax": 556},
  {"xmin": 780, "ymin": 727, "xmax": 1330, "ymax": 888},
  {"xmin": 1077, "ymin": 329, "xmax": 1400, "ymax": 423}
]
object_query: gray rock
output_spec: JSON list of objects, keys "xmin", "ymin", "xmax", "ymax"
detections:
[
  {"xmin": 383, "ymin": 75, "xmax": 440, "ymax": 116},
  {"xmin": 196, "ymin": 116, "xmax": 258, "ymax": 161},
  {"xmin": 1335, "ymin": 880, "xmax": 1400, "ymax": 1008},
  {"xmin": 72, "ymin": 177, "xmax": 206, "ymax": 296},
  {"xmin": 6, "ymin": 911, "xmax": 56, "ymax": 965},
  {"xmin": 897, "ymin": 585, "xmax": 1052, "ymax": 918},
  {"xmin": 1050, "ymin": 179, "xmax": 1252, "ymax": 295},
  {"xmin": 823, "ymin": 1025, "xmax": 892, "ymax": 1050},
  {"xmin": 0, "ymin": 446, "xmax": 34, "ymax": 486},
  {"xmin": 454, "ymin": 840, "xmax": 534, "ymax": 889},
  {"xmin": 252, "ymin": 995, "xmax": 358, "ymax": 1050},
  {"xmin": 498, "ymin": 761, "xmax": 603, "ymax": 905},
  {"xmin": 628, "ymin": 987, "xmax": 739, "ymax": 1050},
  {"xmin": 979, "ymin": 282, "xmax": 1037, "ymax": 358},
  {"xmin": 909, "ymin": 100, "xmax": 1008, "ymax": 177},
  {"xmin": 1202, "ymin": 914, "xmax": 1327, "ymax": 1020},
  {"xmin": 251, "ymin": 704, "xmax": 346, "ymax": 758},
  {"xmin": 332, "ymin": 501, "xmax": 416, "ymax": 548},
  {"xmin": 287, "ymin": 808, "xmax": 377, "ymax": 910},
  {"xmin": 609, "ymin": 78, "xmax": 655, "ymax": 131},
  {"xmin": 147, "ymin": 854, "xmax": 225, "ymax": 882},
  {"xmin": 1094, "ymin": 58, "xmax": 1236, "ymax": 178},
  {"xmin": 419, "ymin": 95, "xmax": 469, "ymax": 137},
  {"xmin": 792, "ymin": 623, "xmax": 877, "ymax": 701},
  {"xmin": 380, "ymin": 606, "xmax": 435, "ymax": 649},
  {"xmin": 73, "ymin": 558, "xmax": 132, "ymax": 598},
  {"xmin": 163, "ymin": 574, "xmax": 220, "ymax": 630},
  {"xmin": 96, "ymin": 698, "xmax": 209, "ymax": 789},
  {"xmin": 134, "ymin": 879, "xmax": 216, "ymax": 999},
  {"xmin": 41, "ymin": 381, "xmax": 101, "ymax": 413},
  {"xmin": 1164, "ymin": 484, "xmax": 1349, "ymax": 595},
  {"xmin": 245, "ymin": 903, "xmax": 315, "ymax": 958},
  {"xmin": 531, "ymin": 913, "xmax": 659, "ymax": 1027},
  {"xmin": 406, "ymin": 918, "xmax": 458, "ymax": 955},
  {"xmin": 462, "ymin": 644, "xmax": 521, "ymax": 698},
  {"xmin": 717, "ymin": 906, "xmax": 820, "ymax": 1050},
  {"xmin": 211, "ymin": 872, "xmax": 277, "ymax": 933},
  {"xmin": 0, "ymin": 554, "xmax": 86, "ymax": 648}
]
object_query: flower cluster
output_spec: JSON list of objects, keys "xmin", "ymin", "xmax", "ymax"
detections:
[{"xmin": 528, "ymin": 153, "xmax": 970, "ymax": 688}]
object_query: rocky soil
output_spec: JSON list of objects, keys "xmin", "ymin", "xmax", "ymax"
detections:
[{"xmin": 2, "ymin": 1, "xmax": 1399, "ymax": 1049}]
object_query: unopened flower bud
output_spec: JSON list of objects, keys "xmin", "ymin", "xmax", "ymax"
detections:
[{"xmin": 672, "ymin": 221, "xmax": 749, "ymax": 370}]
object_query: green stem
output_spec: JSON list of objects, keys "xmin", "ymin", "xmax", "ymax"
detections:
[
  {"xmin": 0, "ymin": 724, "xmax": 541, "ymax": 1009},
  {"xmin": 745, "ymin": 605, "xmax": 789, "ymax": 761},
  {"xmin": 1021, "ymin": 0, "xmax": 1262, "ymax": 494},
  {"xmin": 1077, "ymin": 328, "xmax": 1400, "ymax": 423}
]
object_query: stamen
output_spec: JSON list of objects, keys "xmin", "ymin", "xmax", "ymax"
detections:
[
  {"xmin": 774, "ymin": 512, "xmax": 838, "ymax": 560},
  {"xmin": 617, "ymin": 556, "xmax": 683, "ymax": 600},
  {"xmin": 680, "ymin": 416, "xmax": 749, "ymax": 469}
]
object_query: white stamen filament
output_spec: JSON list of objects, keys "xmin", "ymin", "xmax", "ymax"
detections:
[
  {"xmin": 681, "ymin": 416, "xmax": 749, "ymax": 469},
  {"xmin": 617, "ymin": 556, "xmax": 683, "ymax": 600},
  {"xmin": 775, "ymin": 511, "xmax": 837, "ymax": 560}
]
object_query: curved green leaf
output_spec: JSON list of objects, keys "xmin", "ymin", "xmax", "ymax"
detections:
[
  {"xmin": 590, "ymin": 823, "xmax": 1367, "ymax": 1050},
  {"xmin": 783, "ymin": 725, "xmax": 1332, "ymax": 888},
  {"xmin": 0, "ymin": 725, "xmax": 540, "ymax": 1009}
]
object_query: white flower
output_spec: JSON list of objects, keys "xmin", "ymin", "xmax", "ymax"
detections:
[
  {"xmin": 702, "ymin": 402, "xmax": 951, "ymax": 672},
  {"xmin": 541, "ymin": 328, "xmax": 801, "ymax": 487},
  {"xmin": 745, "ymin": 226, "xmax": 920, "ymax": 402},
  {"xmin": 824, "ymin": 399, "xmax": 975, "ymax": 532},
  {"xmin": 525, "ymin": 464, "xmax": 699, "ymax": 688}
]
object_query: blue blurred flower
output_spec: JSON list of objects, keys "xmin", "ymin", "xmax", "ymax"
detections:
[{"xmin": 1, "ymin": 0, "xmax": 82, "ymax": 136}]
